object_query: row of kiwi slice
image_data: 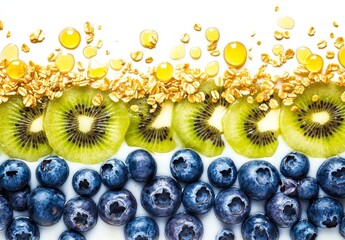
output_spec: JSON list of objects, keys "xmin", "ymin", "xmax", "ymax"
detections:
[{"xmin": 0, "ymin": 82, "xmax": 345, "ymax": 164}]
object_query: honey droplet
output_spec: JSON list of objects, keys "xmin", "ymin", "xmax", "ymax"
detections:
[
  {"xmin": 170, "ymin": 44, "xmax": 186, "ymax": 60},
  {"xmin": 277, "ymin": 16, "xmax": 295, "ymax": 30},
  {"xmin": 83, "ymin": 46, "xmax": 97, "ymax": 59},
  {"xmin": 190, "ymin": 47, "xmax": 202, "ymax": 60},
  {"xmin": 272, "ymin": 44, "xmax": 284, "ymax": 56},
  {"xmin": 109, "ymin": 59, "xmax": 125, "ymax": 71},
  {"xmin": 205, "ymin": 61, "xmax": 219, "ymax": 77},
  {"xmin": 130, "ymin": 50, "xmax": 144, "ymax": 62},
  {"xmin": 155, "ymin": 62, "xmax": 173, "ymax": 82},
  {"xmin": 59, "ymin": 27, "xmax": 81, "ymax": 50},
  {"xmin": 223, "ymin": 41, "xmax": 247, "ymax": 68},
  {"xmin": 55, "ymin": 53, "xmax": 75, "ymax": 73},
  {"xmin": 88, "ymin": 59, "xmax": 108, "ymax": 79},
  {"xmin": 305, "ymin": 54, "xmax": 323, "ymax": 73},
  {"xmin": 6, "ymin": 59, "xmax": 27, "ymax": 80},
  {"xmin": 205, "ymin": 27, "xmax": 220, "ymax": 42},
  {"xmin": 140, "ymin": 30, "xmax": 158, "ymax": 49},
  {"xmin": 338, "ymin": 46, "xmax": 345, "ymax": 68},
  {"xmin": 296, "ymin": 46, "xmax": 312, "ymax": 64},
  {"xmin": 0, "ymin": 43, "xmax": 19, "ymax": 61}
]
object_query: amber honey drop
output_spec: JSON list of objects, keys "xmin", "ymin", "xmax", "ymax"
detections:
[
  {"xmin": 88, "ymin": 60, "xmax": 108, "ymax": 79},
  {"xmin": 305, "ymin": 54, "xmax": 323, "ymax": 73},
  {"xmin": 156, "ymin": 62, "xmax": 173, "ymax": 82},
  {"xmin": 296, "ymin": 46, "xmax": 312, "ymax": 64},
  {"xmin": 83, "ymin": 46, "xmax": 97, "ymax": 59},
  {"xmin": 109, "ymin": 59, "xmax": 125, "ymax": 71},
  {"xmin": 338, "ymin": 46, "xmax": 345, "ymax": 68},
  {"xmin": 223, "ymin": 41, "xmax": 247, "ymax": 68},
  {"xmin": 170, "ymin": 44, "xmax": 186, "ymax": 60},
  {"xmin": 277, "ymin": 16, "xmax": 295, "ymax": 29},
  {"xmin": 272, "ymin": 44, "xmax": 284, "ymax": 56},
  {"xmin": 205, "ymin": 61, "xmax": 219, "ymax": 77},
  {"xmin": 190, "ymin": 47, "xmax": 202, "ymax": 60},
  {"xmin": 205, "ymin": 27, "xmax": 220, "ymax": 42},
  {"xmin": 140, "ymin": 30, "xmax": 158, "ymax": 49},
  {"xmin": 6, "ymin": 59, "xmax": 27, "ymax": 80},
  {"xmin": 1, "ymin": 43, "xmax": 19, "ymax": 61},
  {"xmin": 59, "ymin": 27, "xmax": 81, "ymax": 50},
  {"xmin": 55, "ymin": 53, "xmax": 75, "ymax": 73}
]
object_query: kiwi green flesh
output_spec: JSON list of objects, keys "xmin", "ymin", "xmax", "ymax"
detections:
[
  {"xmin": 0, "ymin": 96, "xmax": 52, "ymax": 161},
  {"xmin": 280, "ymin": 82, "xmax": 345, "ymax": 158},
  {"xmin": 172, "ymin": 96, "xmax": 228, "ymax": 157},
  {"xmin": 223, "ymin": 98, "xmax": 279, "ymax": 158},
  {"xmin": 125, "ymin": 98, "xmax": 175, "ymax": 153},
  {"xmin": 44, "ymin": 86, "xmax": 129, "ymax": 164}
]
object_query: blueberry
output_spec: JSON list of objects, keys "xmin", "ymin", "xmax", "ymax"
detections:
[
  {"xmin": 214, "ymin": 187, "xmax": 251, "ymax": 225},
  {"xmin": 63, "ymin": 196, "xmax": 98, "ymax": 232},
  {"xmin": 5, "ymin": 216, "xmax": 39, "ymax": 240},
  {"xmin": 297, "ymin": 177, "xmax": 319, "ymax": 200},
  {"xmin": 241, "ymin": 213, "xmax": 279, "ymax": 240},
  {"xmin": 124, "ymin": 216, "xmax": 159, "ymax": 240},
  {"xmin": 290, "ymin": 219, "xmax": 318, "ymax": 240},
  {"xmin": 28, "ymin": 186, "xmax": 66, "ymax": 226},
  {"xmin": 141, "ymin": 176, "xmax": 182, "ymax": 217},
  {"xmin": 100, "ymin": 158, "xmax": 128, "ymax": 189},
  {"xmin": 0, "ymin": 159, "xmax": 31, "ymax": 191},
  {"xmin": 279, "ymin": 178, "xmax": 298, "ymax": 197},
  {"xmin": 72, "ymin": 169, "xmax": 102, "ymax": 197},
  {"xmin": 307, "ymin": 196, "xmax": 343, "ymax": 228},
  {"xmin": 170, "ymin": 149, "xmax": 203, "ymax": 183},
  {"xmin": 35, "ymin": 155, "xmax": 69, "ymax": 187},
  {"xmin": 165, "ymin": 212, "xmax": 203, "ymax": 240},
  {"xmin": 0, "ymin": 196, "xmax": 13, "ymax": 231},
  {"xmin": 238, "ymin": 160, "xmax": 280, "ymax": 200},
  {"xmin": 207, "ymin": 157, "xmax": 237, "ymax": 188},
  {"xmin": 2, "ymin": 184, "xmax": 31, "ymax": 211},
  {"xmin": 182, "ymin": 181, "xmax": 215, "ymax": 214},
  {"xmin": 340, "ymin": 216, "xmax": 345, "ymax": 238},
  {"xmin": 126, "ymin": 149, "xmax": 157, "ymax": 182},
  {"xmin": 59, "ymin": 230, "xmax": 86, "ymax": 240},
  {"xmin": 316, "ymin": 156, "xmax": 345, "ymax": 198},
  {"xmin": 215, "ymin": 229, "xmax": 235, "ymax": 240},
  {"xmin": 280, "ymin": 152, "xmax": 310, "ymax": 180},
  {"xmin": 265, "ymin": 192, "xmax": 301, "ymax": 228},
  {"xmin": 98, "ymin": 189, "xmax": 137, "ymax": 226}
]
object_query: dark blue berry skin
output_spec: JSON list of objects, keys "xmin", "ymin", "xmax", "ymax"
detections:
[
  {"xmin": 126, "ymin": 149, "xmax": 157, "ymax": 182},
  {"xmin": 2, "ymin": 184, "xmax": 31, "ymax": 211},
  {"xmin": 59, "ymin": 230, "xmax": 86, "ymax": 240},
  {"xmin": 265, "ymin": 192, "xmax": 301, "ymax": 228},
  {"xmin": 340, "ymin": 216, "xmax": 345, "ymax": 238},
  {"xmin": 141, "ymin": 176, "xmax": 182, "ymax": 217},
  {"xmin": 124, "ymin": 216, "xmax": 159, "ymax": 240},
  {"xmin": 316, "ymin": 156, "xmax": 345, "ymax": 198},
  {"xmin": 165, "ymin": 212, "xmax": 203, "ymax": 240},
  {"xmin": 215, "ymin": 229, "xmax": 235, "ymax": 240},
  {"xmin": 28, "ymin": 187, "xmax": 66, "ymax": 226},
  {"xmin": 72, "ymin": 169, "xmax": 102, "ymax": 197},
  {"xmin": 0, "ymin": 196, "xmax": 13, "ymax": 231},
  {"xmin": 5, "ymin": 217, "xmax": 39, "ymax": 240},
  {"xmin": 170, "ymin": 149, "xmax": 203, "ymax": 183},
  {"xmin": 98, "ymin": 189, "xmax": 137, "ymax": 226},
  {"xmin": 207, "ymin": 157, "xmax": 237, "ymax": 188},
  {"xmin": 279, "ymin": 177, "xmax": 298, "ymax": 197},
  {"xmin": 0, "ymin": 159, "xmax": 31, "ymax": 191},
  {"xmin": 297, "ymin": 177, "xmax": 319, "ymax": 200},
  {"xmin": 307, "ymin": 196, "xmax": 343, "ymax": 228},
  {"xmin": 100, "ymin": 158, "xmax": 128, "ymax": 189},
  {"xmin": 290, "ymin": 219, "xmax": 318, "ymax": 240},
  {"xmin": 182, "ymin": 181, "xmax": 215, "ymax": 214},
  {"xmin": 241, "ymin": 213, "xmax": 279, "ymax": 240},
  {"xmin": 63, "ymin": 196, "xmax": 98, "ymax": 232},
  {"xmin": 280, "ymin": 152, "xmax": 310, "ymax": 180},
  {"xmin": 35, "ymin": 155, "xmax": 69, "ymax": 187},
  {"xmin": 238, "ymin": 160, "xmax": 280, "ymax": 200},
  {"xmin": 214, "ymin": 187, "xmax": 251, "ymax": 224}
]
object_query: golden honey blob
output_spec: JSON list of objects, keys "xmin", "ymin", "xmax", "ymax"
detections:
[
  {"xmin": 272, "ymin": 44, "xmax": 284, "ymax": 56},
  {"xmin": 109, "ymin": 59, "xmax": 125, "ymax": 71},
  {"xmin": 88, "ymin": 59, "xmax": 108, "ymax": 79},
  {"xmin": 296, "ymin": 46, "xmax": 312, "ymax": 65},
  {"xmin": 205, "ymin": 27, "xmax": 220, "ymax": 42},
  {"xmin": 223, "ymin": 41, "xmax": 247, "ymax": 68},
  {"xmin": 83, "ymin": 46, "xmax": 97, "ymax": 59},
  {"xmin": 55, "ymin": 53, "xmax": 75, "ymax": 73},
  {"xmin": 277, "ymin": 16, "xmax": 295, "ymax": 30},
  {"xmin": 6, "ymin": 59, "xmax": 27, "ymax": 80},
  {"xmin": 1, "ymin": 43, "xmax": 19, "ymax": 62},
  {"xmin": 156, "ymin": 62, "xmax": 174, "ymax": 82},
  {"xmin": 170, "ymin": 44, "xmax": 186, "ymax": 60},
  {"xmin": 140, "ymin": 30, "xmax": 158, "ymax": 49},
  {"xmin": 190, "ymin": 47, "xmax": 202, "ymax": 60},
  {"xmin": 59, "ymin": 27, "xmax": 81, "ymax": 50},
  {"xmin": 338, "ymin": 46, "xmax": 345, "ymax": 68},
  {"xmin": 305, "ymin": 54, "xmax": 323, "ymax": 73},
  {"xmin": 205, "ymin": 61, "xmax": 219, "ymax": 77}
]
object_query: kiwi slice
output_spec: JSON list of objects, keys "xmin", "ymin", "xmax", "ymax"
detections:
[
  {"xmin": 223, "ymin": 98, "xmax": 279, "ymax": 158},
  {"xmin": 125, "ymin": 98, "xmax": 175, "ymax": 153},
  {"xmin": 44, "ymin": 86, "xmax": 129, "ymax": 164},
  {"xmin": 280, "ymin": 82, "xmax": 345, "ymax": 158},
  {"xmin": 0, "ymin": 96, "xmax": 52, "ymax": 161}
]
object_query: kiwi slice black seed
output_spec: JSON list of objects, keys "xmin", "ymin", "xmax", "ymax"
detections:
[
  {"xmin": 0, "ymin": 96, "xmax": 52, "ymax": 161},
  {"xmin": 125, "ymin": 98, "xmax": 175, "ymax": 153},
  {"xmin": 44, "ymin": 86, "xmax": 129, "ymax": 164},
  {"xmin": 280, "ymin": 82, "xmax": 345, "ymax": 158},
  {"xmin": 223, "ymin": 97, "xmax": 279, "ymax": 158}
]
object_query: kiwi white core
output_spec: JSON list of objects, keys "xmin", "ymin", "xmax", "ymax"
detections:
[
  {"xmin": 151, "ymin": 101, "xmax": 173, "ymax": 128},
  {"xmin": 312, "ymin": 111, "xmax": 330, "ymax": 125},
  {"xmin": 78, "ymin": 115, "xmax": 94, "ymax": 133},
  {"xmin": 30, "ymin": 116, "xmax": 44, "ymax": 132},
  {"xmin": 258, "ymin": 109, "xmax": 279, "ymax": 132},
  {"xmin": 208, "ymin": 106, "xmax": 226, "ymax": 132}
]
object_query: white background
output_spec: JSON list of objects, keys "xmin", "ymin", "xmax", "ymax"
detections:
[{"xmin": 1, "ymin": 0, "xmax": 345, "ymax": 239}]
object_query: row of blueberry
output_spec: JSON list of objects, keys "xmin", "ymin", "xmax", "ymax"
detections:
[{"xmin": 1, "ymin": 149, "xmax": 345, "ymax": 239}]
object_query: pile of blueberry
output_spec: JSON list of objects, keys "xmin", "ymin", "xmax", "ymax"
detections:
[{"xmin": 1, "ymin": 149, "xmax": 345, "ymax": 240}]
